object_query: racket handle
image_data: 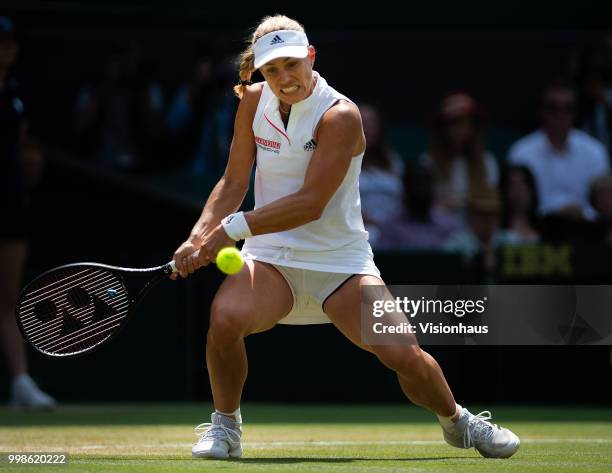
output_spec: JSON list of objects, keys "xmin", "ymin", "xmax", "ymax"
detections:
[{"xmin": 168, "ymin": 249, "xmax": 201, "ymax": 273}]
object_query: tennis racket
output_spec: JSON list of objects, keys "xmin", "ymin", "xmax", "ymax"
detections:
[{"xmin": 15, "ymin": 251, "xmax": 199, "ymax": 358}]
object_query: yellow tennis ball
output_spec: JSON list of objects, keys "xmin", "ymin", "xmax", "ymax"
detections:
[{"xmin": 215, "ymin": 247, "xmax": 244, "ymax": 275}]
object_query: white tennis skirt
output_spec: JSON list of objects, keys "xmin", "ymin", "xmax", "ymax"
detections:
[{"xmin": 241, "ymin": 245, "xmax": 381, "ymax": 324}]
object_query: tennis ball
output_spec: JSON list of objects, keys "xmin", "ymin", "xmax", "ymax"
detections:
[{"xmin": 216, "ymin": 247, "xmax": 244, "ymax": 275}]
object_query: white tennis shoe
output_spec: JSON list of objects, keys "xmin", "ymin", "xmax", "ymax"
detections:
[
  {"xmin": 442, "ymin": 408, "xmax": 520, "ymax": 458},
  {"xmin": 192, "ymin": 412, "xmax": 242, "ymax": 459},
  {"xmin": 9, "ymin": 374, "xmax": 56, "ymax": 410}
]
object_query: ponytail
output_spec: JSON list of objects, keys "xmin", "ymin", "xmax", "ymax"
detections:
[{"xmin": 233, "ymin": 45, "xmax": 255, "ymax": 99}]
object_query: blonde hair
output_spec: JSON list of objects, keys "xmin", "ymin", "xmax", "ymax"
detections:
[{"xmin": 233, "ymin": 15, "xmax": 306, "ymax": 99}]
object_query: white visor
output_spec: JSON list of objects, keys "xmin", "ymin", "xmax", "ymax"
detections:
[{"xmin": 254, "ymin": 30, "xmax": 309, "ymax": 69}]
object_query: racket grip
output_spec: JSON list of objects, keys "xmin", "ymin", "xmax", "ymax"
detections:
[{"xmin": 168, "ymin": 249, "xmax": 201, "ymax": 273}]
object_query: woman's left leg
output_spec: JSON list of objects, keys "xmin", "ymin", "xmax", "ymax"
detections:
[
  {"xmin": 323, "ymin": 274, "xmax": 456, "ymax": 417},
  {"xmin": 323, "ymin": 274, "xmax": 521, "ymax": 459}
]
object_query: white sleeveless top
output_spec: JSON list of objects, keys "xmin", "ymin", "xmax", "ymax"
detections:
[{"xmin": 241, "ymin": 72, "xmax": 380, "ymax": 276}]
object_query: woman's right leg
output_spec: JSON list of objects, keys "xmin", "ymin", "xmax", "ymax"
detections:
[{"xmin": 206, "ymin": 260, "xmax": 293, "ymax": 413}]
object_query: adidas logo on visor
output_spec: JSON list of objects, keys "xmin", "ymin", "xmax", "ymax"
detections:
[{"xmin": 253, "ymin": 30, "xmax": 309, "ymax": 69}]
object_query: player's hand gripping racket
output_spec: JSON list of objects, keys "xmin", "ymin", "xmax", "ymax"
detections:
[{"xmin": 15, "ymin": 252, "xmax": 200, "ymax": 358}]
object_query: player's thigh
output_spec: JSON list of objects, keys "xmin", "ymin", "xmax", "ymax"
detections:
[
  {"xmin": 210, "ymin": 259, "xmax": 293, "ymax": 335},
  {"xmin": 324, "ymin": 275, "xmax": 420, "ymax": 364},
  {"xmin": 323, "ymin": 274, "xmax": 385, "ymax": 351},
  {"xmin": 0, "ymin": 240, "xmax": 27, "ymax": 313}
]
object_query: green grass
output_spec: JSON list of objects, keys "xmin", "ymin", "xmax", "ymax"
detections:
[{"xmin": 1, "ymin": 404, "xmax": 611, "ymax": 472}]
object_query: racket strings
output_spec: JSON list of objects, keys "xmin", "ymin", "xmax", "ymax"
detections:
[
  {"xmin": 20, "ymin": 269, "xmax": 120, "ymax": 327},
  {"xmin": 19, "ymin": 273, "xmax": 116, "ymax": 312},
  {"xmin": 18, "ymin": 267, "xmax": 129, "ymax": 355},
  {"xmin": 36, "ymin": 298, "xmax": 128, "ymax": 354},
  {"xmin": 19, "ymin": 268, "xmax": 93, "ymax": 308},
  {"xmin": 44, "ymin": 321, "xmax": 124, "ymax": 354},
  {"xmin": 38, "ymin": 306, "xmax": 128, "ymax": 353},
  {"xmin": 27, "ymin": 297, "xmax": 129, "ymax": 346},
  {"xmin": 20, "ymin": 272, "xmax": 120, "ymax": 330},
  {"xmin": 20, "ymin": 273, "xmax": 125, "ymax": 336},
  {"xmin": 42, "ymin": 300, "xmax": 130, "ymax": 354}
]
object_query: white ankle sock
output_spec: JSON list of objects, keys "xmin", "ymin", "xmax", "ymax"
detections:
[
  {"xmin": 215, "ymin": 407, "xmax": 242, "ymax": 423},
  {"xmin": 437, "ymin": 403, "xmax": 462, "ymax": 431}
]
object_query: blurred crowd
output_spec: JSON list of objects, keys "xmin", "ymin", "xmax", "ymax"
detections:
[
  {"xmin": 63, "ymin": 31, "xmax": 612, "ymax": 272},
  {"xmin": 73, "ymin": 42, "xmax": 237, "ymax": 177},
  {"xmin": 3, "ymin": 19, "xmax": 612, "ymax": 263},
  {"xmin": 4, "ymin": 17, "xmax": 612, "ymax": 276},
  {"xmin": 358, "ymin": 36, "xmax": 612, "ymax": 280}
]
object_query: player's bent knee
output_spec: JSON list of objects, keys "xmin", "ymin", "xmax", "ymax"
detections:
[
  {"xmin": 373, "ymin": 344, "xmax": 424, "ymax": 374},
  {"xmin": 208, "ymin": 301, "xmax": 251, "ymax": 345}
]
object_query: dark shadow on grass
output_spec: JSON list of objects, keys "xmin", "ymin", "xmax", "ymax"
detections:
[
  {"xmin": 236, "ymin": 456, "xmax": 468, "ymax": 464},
  {"xmin": 2, "ymin": 403, "xmax": 611, "ymax": 426}
]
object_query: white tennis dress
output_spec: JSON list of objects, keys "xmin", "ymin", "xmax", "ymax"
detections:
[{"xmin": 241, "ymin": 71, "xmax": 380, "ymax": 323}]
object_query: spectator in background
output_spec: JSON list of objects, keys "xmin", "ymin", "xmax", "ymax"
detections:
[
  {"xmin": 444, "ymin": 186, "xmax": 503, "ymax": 276},
  {"xmin": 75, "ymin": 43, "xmax": 165, "ymax": 172},
  {"xmin": 358, "ymin": 103, "xmax": 405, "ymax": 245},
  {"xmin": 377, "ymin": 163, "xmax": 463, "ymax": 250},
  {"xmin": 573, "ymin": 42, "xmax": 612, "ymax": 155},
  {"xmin": 589, "ymin": 174, "xmax": 612, "ymax": 244},
  {"xmin": 508, "ymin": 80, "xmax": 609, "ymax": 221},
  {"xmin": 420, "ymin": 92, "xmax": 499, "ymax": 217},
  {"xmin": 0, "ymin": 17, "xmax": 55, "ymax": 409},
  {"xmin": 578, "ymin": 70, "xmax": 612, "ymax": 155},
  {"xmin": 166, "ymin": 50, "xmax": 237, "ymax": 177},
  {"xmin": 498, "ymin": 165, "xmax": 540, "ymax": 245}
]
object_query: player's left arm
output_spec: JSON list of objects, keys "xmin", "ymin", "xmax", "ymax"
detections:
[{"xmin": 245, "ymin": 101, "xmax": 364, "ymax": 234}]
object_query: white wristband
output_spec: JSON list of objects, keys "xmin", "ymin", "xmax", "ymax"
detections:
[{"xmin": 221, "ymin": 211, "xmax": 253, "ymax": 241}]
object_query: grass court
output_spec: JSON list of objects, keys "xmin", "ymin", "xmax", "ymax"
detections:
[{"xmin": 1, "ymin": 404, "xmax": 611, "ymax": 472}]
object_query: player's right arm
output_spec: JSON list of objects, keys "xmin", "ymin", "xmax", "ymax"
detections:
[{"xmin": 172, "ymin": 83, "xmax": 263, "ymax": 278}]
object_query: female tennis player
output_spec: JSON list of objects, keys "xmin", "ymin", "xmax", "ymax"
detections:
[{"xmin": 172, "ymin": 14, "xmax": 519, "ymax": 460}]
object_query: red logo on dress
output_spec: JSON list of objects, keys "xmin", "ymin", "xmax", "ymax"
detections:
[{"xmin": 255, "ymin": 136, "xmax": 281, "ymax": 151}]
